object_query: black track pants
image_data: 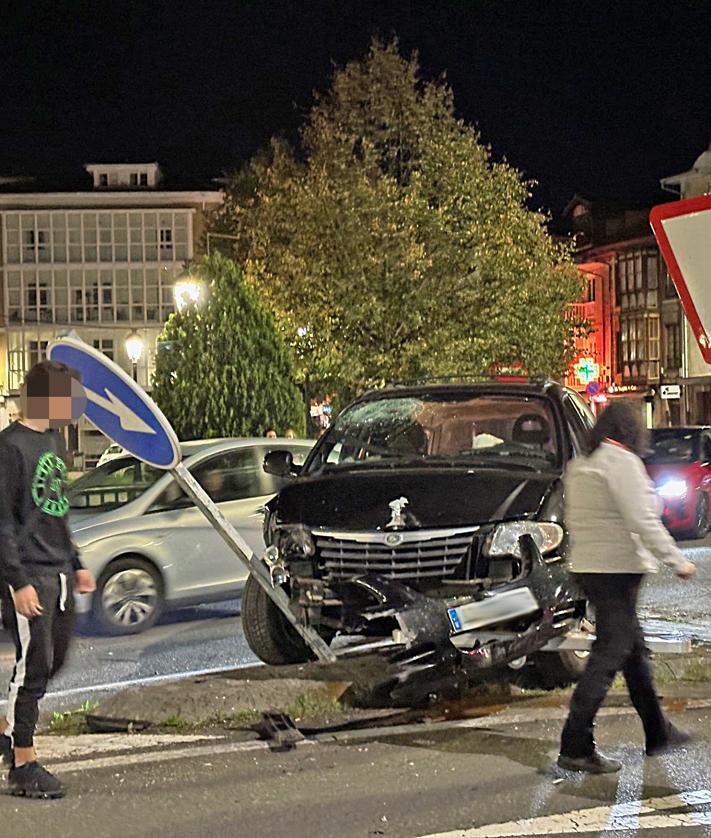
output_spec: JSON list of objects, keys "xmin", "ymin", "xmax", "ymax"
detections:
[
  {"xmin": 560, "ymin": 572, "xmax": 668, "ymax": 758},
  {"xmin": 2, "ymin": 572, "xmax": 74, "ymax": 749}
]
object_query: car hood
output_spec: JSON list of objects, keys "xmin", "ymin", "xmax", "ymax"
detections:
[{"xmin": 273, "ymin": 466, "xmax": 558, "ymax": 529}]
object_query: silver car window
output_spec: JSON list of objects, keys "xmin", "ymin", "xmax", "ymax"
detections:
[{"xmin": 68, "ymin": 457, "xmax": 163, "ymax": 511}]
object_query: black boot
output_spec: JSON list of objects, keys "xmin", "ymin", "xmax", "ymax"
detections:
[
  {"xmin": 646, "ymin": 724, "xmax": 693, "ymax": 757},
  {"xmin": 557, "ymin": 750, "xmax": 622, "ymax": 774},
  {"xmin": 7, "ymin": 761, "xmax": 65, "ymax": 799}
]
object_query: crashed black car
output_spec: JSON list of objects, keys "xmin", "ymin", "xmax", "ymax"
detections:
[{"xmin": 243, "ymin": 380, "xmax": 596, "ymax": 696}]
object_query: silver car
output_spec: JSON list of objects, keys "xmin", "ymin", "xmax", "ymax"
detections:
[{"xmin": 68, "ymin": 438, "xmax": 313, "ymax": 635}]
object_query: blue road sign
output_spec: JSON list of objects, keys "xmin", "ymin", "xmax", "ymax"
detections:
[{"xmin": 48, "ymin": 337, "xmax": 180, "ymax": 469}]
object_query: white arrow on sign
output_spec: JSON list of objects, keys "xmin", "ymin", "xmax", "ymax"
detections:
[{"xmin": 85, "ymin": 387, "xmax": 157, "ymax": 435}]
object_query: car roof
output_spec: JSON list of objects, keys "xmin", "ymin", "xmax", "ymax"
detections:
[
  {"xmin": 353, "ymin": 379, "xmax": 565, "ymax": 404},
  {"xmin": 101, "ymin": 437, "xmax": 314, "ymax": 465},
  {"xmin": 178, "ymin": 437, "xmax": 313, "ymax": 455}
]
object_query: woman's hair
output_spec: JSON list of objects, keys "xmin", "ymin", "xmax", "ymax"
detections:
[{"xmin": 588, "ymin": 400, "xmax": 649, "ymax": 457}]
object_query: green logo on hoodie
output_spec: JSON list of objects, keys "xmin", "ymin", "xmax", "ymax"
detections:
[{"xmin": 31, "ymin": 452, "xmax": 69, "ymax": 517}]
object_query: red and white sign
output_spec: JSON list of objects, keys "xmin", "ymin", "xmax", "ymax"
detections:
[{"xmin": 650, "ymin": 194, "xmax": 711, "ymax": 363}]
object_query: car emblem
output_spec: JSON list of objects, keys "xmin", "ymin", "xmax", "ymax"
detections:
[
  {"xmin": 386, "ymin": 496, "xmax": 409, "ymax": 529},
  {"xmin": 384, "ymin": 532, "xmax": 404, "ymax": 546}
]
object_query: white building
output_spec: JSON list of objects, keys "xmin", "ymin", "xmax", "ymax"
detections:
[{"xmin": 0, "ymin": 162, "xmax": 223, "ymax": 463}]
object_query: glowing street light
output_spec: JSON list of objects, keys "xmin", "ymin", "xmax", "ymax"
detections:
[
  {"xmin": 174, "ymin": 273, "xmax": 205, "ymax": 312},
  {"xmin": 125, "ymin": 330, "xmax": 145, "ymax": 382}
]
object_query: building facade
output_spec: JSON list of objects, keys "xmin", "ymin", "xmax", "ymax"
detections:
[
  {"xmin": 562, "ymin": 196, "xmax": 683, "ymax": 426},
  {"xmin": 0, "ymin": 163, "xmax": 223, "ymax": 463}
]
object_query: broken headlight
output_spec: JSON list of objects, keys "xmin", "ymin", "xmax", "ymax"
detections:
[
  {"xmin": 275, "ymin": 524, "xmax": 316, "ymax": 558},
  {"xmin": 485, "ymin": 521, "xmax": 564, "ymax": 559}
]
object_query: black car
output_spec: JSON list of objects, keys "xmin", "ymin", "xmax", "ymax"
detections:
[{"xmin": 243, "ymin": 380, "xmax": 596, "ymax": 696}]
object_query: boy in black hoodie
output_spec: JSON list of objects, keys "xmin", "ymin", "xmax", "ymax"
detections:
[{"xmin": 0, "ymin": 360, "xmax": 95, "ymax": 798}]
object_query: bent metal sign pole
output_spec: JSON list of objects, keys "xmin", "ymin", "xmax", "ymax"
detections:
[{"xmin": 48, "ymin": 336, "xmax": 336, "ymax": 664}]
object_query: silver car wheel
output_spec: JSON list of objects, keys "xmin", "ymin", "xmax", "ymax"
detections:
[{"xmin": 102, "ymin": 568, "xmax": 159, "ymax": 627}]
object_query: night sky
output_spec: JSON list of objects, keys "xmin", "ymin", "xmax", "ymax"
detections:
[{"xmin": 2, "ymin": 1, "xmax": 710, "ymax": 214}]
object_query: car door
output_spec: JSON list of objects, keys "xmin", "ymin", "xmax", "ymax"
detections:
[{"xmin": 143, "ymin": 446, "xmax": 268, "ymax": 600}]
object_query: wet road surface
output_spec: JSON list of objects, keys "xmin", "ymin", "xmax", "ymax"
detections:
[
  {"xmin": 1, "ymin": 697, "xmax": 709, "ymax": 837},
  {"xmin": 0, "ymin": 535, "xmax": 709, "ymax": 713}
]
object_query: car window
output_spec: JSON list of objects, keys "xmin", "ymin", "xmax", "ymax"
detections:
[
  {"xmin": 703, "ymin": 434, "xmax": 711, "ymax": 464},
  {"xmin": 68, "ymin": 457, "xmax": 164, "ymax": 511},
  {"xmin": 562, "ymin": 393, "xmax": 594, "ymax": 456},
  {"xmin": 151, "ymin": 448, "xmax": 262, "ymax": 511},
  {"xmin": 305, "ymin": 393, "xmax": 562, "ymax": 473},
  {"xmin": 646, "ymin": 431, "xmax": 698, "ymax": 464}
]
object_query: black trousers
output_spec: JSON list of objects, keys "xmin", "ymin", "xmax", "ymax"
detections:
[
  {"xmin": 2, "ymin": 572, "xmax": 74, "ymax": 749},
  {"xmin": 560, "ymin": 572, "xmax": 669, "ymax": 758}
]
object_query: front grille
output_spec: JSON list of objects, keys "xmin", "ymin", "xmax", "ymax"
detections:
[{"xmin": 314, "ymin": 527, "xmax": 479, "ymax": 581}]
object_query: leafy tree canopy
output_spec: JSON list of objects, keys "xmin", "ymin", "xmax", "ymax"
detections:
[{"xmin": 209, "ymin": 39, "xmax": 583, "ymax": 398}]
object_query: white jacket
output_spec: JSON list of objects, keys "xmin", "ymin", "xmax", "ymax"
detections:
[{"xmin": 564, "ymin": 441, "xmax": 687, "ymax": 574}]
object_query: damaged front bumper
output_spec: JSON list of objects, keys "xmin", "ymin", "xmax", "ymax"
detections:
[{"xmin": 341, "ymin": 534, "xmax": 576, "ymax": 703}]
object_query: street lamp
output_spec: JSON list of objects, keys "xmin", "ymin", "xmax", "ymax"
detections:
[
  {"xmin": 173, "ymin": 273, "xmax": 205, "ymax": 312},
  {"xmin": 125, "ymin": 330, "xmax": 145, "ymax": 382}
]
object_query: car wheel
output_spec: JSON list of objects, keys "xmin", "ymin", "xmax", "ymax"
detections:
[
  {"xmin": 531, "ymin": 616, "xmax": 593, "ymax": 689},
  {"xmin": 92, "ymin": 557, "xmax": 164, "ymax": 636},
  {"xmin": 690, "ymin": 492, "xmax": 709, "ymax": 540},
  {"xmin": 241, "ymin": 574, "xmax": 317, "ymax": 665}
]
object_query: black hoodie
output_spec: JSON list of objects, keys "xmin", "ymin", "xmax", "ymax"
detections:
[{"xmin": 0, "ymin": 422, "xmax": 82, "ymax": 591}]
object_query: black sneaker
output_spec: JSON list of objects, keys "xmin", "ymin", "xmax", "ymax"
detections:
[
  {"xmin": 557, "ymin": 750, "xmax": 622, "ymax": 774},
  {"xmin": 7, "ymin": 761, "xmax": 65, "ymax": 799},
  {"xmin": 0, "ymin": 734, "xmax": 12, "ymax": 767},
  {"xmin": 646, "ymin": 725, "xmax": 693, "ymax": 757}
]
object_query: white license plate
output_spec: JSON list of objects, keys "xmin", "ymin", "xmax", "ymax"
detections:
[{"xmin": 447, "ymin": 587, "xmax": 540, "ymax": 634}]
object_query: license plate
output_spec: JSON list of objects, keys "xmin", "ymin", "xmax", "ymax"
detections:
[{"xmin": 447, "ymin": 587, "xmax": 539, "ymax": 634}]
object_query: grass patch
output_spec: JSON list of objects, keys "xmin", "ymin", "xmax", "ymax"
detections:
[
  {"xmin": 680, "ymin": 661, "xmax": 711, "ymax": 682},
  {"xmin": 156, "ymin": 713, "xmax": 195, "ymax": 732},
  {"xmin": 287, "ymin": 692, "xmax": 343, "ymax": 721},
  {"xmin": 221, "ymin": 709, "xmax": 261, "ymax": 729},
  {"xmin": 48, "ymin": 700, "xmax": 98, "ymax": 735}
]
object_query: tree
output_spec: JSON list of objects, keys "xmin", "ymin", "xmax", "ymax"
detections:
[
  {"xmin": 209, "ymin": 39, "xmax": 583, "ymax": 398},
  {"xmin": 152, "ymin": 253, "xmax": 304, "ymax": 440}
]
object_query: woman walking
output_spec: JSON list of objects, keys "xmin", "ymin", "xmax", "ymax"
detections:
[{"xmin": 558, "ymin": 401, "xmax": 696, "ymax": 774}]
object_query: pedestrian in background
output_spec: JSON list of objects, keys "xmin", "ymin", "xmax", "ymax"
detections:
[
  {"xmin": 0, "ymin": 361, "xmax": 96, "ymax": 799},
  {"xmin": 557, "ymin": 401, "xmax": 696, "ymax": 774},
  {"xmin": 264, "ymin": 429, "xmax": 277, "ymax": 439}
]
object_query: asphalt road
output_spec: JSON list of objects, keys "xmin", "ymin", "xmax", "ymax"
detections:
[
  {"xmin": 2, "ymin": 697, "xmax": 711, "ymax": 837},
  {"xmin": 1, "ymin": 534, "xmax": 710, "ymax": 714}
]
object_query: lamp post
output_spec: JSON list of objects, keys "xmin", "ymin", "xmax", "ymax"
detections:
[
  {"xmin": 125, "ymin": 330, "xmax": 145, "ymax": 383},
  {"xmin": 173, "ymin": 273, "xmax": 205, "ymax": 312}
]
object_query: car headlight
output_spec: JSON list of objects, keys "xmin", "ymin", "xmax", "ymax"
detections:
[
  {"xmin": 276, "ymin": 524, "xmax": 315, "ymax": 558},
  {"xmin": 486, "ymin": 521, "xmax": 564, "ymax": 559},
  {"xmin": 657, "ymin": 479, "xmax": 688, "ymax": 499}
]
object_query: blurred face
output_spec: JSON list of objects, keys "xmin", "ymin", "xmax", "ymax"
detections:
[
  {"xmin": 285, "ymin": 429, "xmax": 295, "ymax": 439},
  {"xmin": 265, "ymin": 430, "xmax": 277, "ymax": 439},
  {"xmin": 22, "ymin": 372, "xmax": 86, "ymax": 429}
]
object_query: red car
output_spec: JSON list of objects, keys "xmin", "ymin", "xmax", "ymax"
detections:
[{"xmin": 644, "ymin": 426, "xmax": 711, "ymax": 539}]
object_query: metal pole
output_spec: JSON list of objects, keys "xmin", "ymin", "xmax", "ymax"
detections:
[
  {"xmin": 132, "ymin": 362, "xmax": 138, "ymax": 382},
  {"xmin": 171, "ymin": 461, "xmax": 336, "ymax": 663}
]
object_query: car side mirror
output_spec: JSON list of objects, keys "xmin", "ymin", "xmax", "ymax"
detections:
[{"xmin": 263, "ymin": 449, "xmax": 301, "ymax": 478}]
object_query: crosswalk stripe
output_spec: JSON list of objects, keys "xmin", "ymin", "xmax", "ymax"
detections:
[{"xmin": 416, "ymin": 789, "xmax": 711, "ymax": 837}]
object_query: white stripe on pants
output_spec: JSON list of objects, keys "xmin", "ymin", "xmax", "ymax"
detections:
[{"xmin": 4, "ymin": 606, "xmax": 31, "ymax": 746}]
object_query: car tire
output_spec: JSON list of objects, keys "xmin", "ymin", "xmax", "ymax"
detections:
[
  {"xmin": 532, "ymin": 648, "xmax": 590, "ymax": 689},
  {"xmin": 690, "ymin": 492, "xmax": 709, "ymax": 540},
  {"xmin": 241, "ymin": 574, "xmax": 316, "ymax": 666},
  {"xmin": 91, "ymin": 556, "xmax": 164, "ymax": 636}
]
